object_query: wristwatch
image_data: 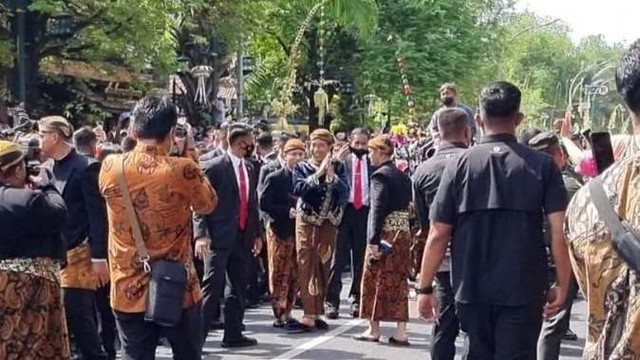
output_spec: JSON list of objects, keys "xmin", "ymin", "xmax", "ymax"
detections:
[{"xmin": 415, "ymin": 284, "xmax": 434, "ymax": 295}]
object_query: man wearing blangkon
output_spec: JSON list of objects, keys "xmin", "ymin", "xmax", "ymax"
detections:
[
  {"xmin": 565, "ymin": 39, "xmax": 640, "ymax": 358},
  {"xmin": 417, "ymin": 81, "xmax": 571, "ymax": 359}
]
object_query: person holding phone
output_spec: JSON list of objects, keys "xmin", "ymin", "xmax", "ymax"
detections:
[{"xmin": 355, "ymin": 135, "xmax": 412, "ymax": 345}]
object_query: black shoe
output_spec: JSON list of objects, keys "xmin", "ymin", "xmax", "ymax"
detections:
[
  {"xmin": 350, "ymin": 303, "xmax": 360, "ymax": 318},
  {"xmin": 273, "ymin": 320, "xmax": 286, "ymax": 328},
  {"xmin": 221, "ymin": 336, "xmax": 258, "ymax": 348},
  {"xmin": 326, "ymin": 305, "xmax": 339, "ymax": 319},
  {"xmin": 245, "ymin": 299, "xmax": 260, "ymax": 309},
  {"xmin": 240, "ymin": 323, "xmax": 246, "ymax": 332},
  {"xmin": 314, "ymin": 319, "xmax": 329, "ymax": 330},
  {"xmin": 211, "ymin": 320, "xmax": 224, "ymax": 330},
  {"xmin": 287, "ymin": 321, "xmax": 314, "ymax": 334},
  {"xmin": 563, "ymin": 328, "xmax": 578, "ymax": 341}
]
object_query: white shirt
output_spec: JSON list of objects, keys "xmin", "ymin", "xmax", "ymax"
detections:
[
  {"xmin": 348, "ymin": 154, "xmax": 369, "ymax": 206},
  {"xmin": 227, "ymin": 151, "xmax": 250, "ymax": 199}
]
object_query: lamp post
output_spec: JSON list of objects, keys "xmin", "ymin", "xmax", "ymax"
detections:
[
  {"xmin": 9, "ymin": 0, "xmax": 29, "ymax": 104},
  {"xmin": 499, "ymin": 18, "xmax": 561, "ymax": 79}
]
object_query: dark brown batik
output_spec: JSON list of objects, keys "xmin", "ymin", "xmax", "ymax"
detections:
[
  {"xmin": 296, "ymin": 217, "xmax": 337, "ymax": 316},
  {"xmin": 0, "ymin": 265, "xmax": 71, "ymax": 359},
  {"xmin": 360, "ymin": 213, "xmax": 412, "ymax": 322},
  {"xmin": 266, "ymin": 224, "xmax": 298, "ymax": 319}
]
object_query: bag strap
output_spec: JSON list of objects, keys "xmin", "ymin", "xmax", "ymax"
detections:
[
  {"xmin": 588, "ymin": 178, "xmax": 625, "ymax": 238},
  {"xmin": 117, "ymin": 155, "xmax": 151, "ymax": 273}
]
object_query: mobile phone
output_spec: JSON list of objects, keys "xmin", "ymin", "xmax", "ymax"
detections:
[{"xmin": 590, "ymin": 132, "xmax": 615, "ymax": 174}]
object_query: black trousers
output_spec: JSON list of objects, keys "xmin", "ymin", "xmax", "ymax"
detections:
[
  {"xmin": 431, "ymin": 272, "xmax": 465, "ymax": 360},
  {"xmin": 114, "ymin": 304, "xmax": 202, "ymax": 360},
  {"xmin": 63, "ymin": 287, "xmax": 108, "ymax": 360},
  {"xmin": 201, "ymin": 235, "xmax": 250, "ymax": 342},
  {"xmin": 95, "ymin": 285, "xmax": 118, "ymax": 359},
  {"xmin": 456, "ymin": 301, "xmax": 543, "ymax": 360},
  {"xmin": 536, "ymin": 274, "xmax": 580, "ymax": 360},
  {"xmin": 327, "ymin": 205, "xmax": 368, "ymax": 307}
]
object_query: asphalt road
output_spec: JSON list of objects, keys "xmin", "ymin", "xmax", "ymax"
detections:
[{"xmin": 149, "ymin": 277, "xmax": 587, "ymax": 360}]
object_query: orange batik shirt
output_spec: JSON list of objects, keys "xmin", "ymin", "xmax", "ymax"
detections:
[{"xmin": 99, "ymin": 144, "xmax": 217, "ymax": 313}]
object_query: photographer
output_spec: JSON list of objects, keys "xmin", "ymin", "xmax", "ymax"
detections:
[{"xmin": 0, "ymin": 140, "xmax": 70, "ymax": 359}]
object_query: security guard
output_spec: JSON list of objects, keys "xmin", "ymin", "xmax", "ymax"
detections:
[{"xmin": 418, "ymin": 82, "xmax": 571, "ymax": 359}]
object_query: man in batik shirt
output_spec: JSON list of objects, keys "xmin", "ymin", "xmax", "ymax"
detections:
[{"xmin": 565, "ymin": 39, "xmax": 640, "ymax": 359}]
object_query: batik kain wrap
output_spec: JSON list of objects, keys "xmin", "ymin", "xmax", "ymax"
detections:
[
  {"xmin": 0, "ymin": 258, "xmax": 71, "ymax": 359},
  {"xmin": 266, "ymin": 224, "xmax": 298, "ymax": 319},
  {"xmin": 296, "ymin": 216, "xmax": 337, "ymax": 316},
  {"xmin": 60, "ymin": 242, "xmax": 96, "ymax": 290},
  {"xmin": 360, "ymin": 211, "xmax": 411, "ymax": 322}
]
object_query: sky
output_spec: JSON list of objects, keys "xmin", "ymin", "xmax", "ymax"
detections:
[{"xmin": 516, "ymin": 0, "xmax": 640, "ymax": 44}]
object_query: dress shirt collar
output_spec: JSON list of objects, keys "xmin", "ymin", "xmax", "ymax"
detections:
[
  {"xmin": 133, "ymin": 143, "xmax": 169, "ymax": 156},
  {"xmin": 227, "ymin": 150, "xmax": 244, "ymax": 167},
  {"xmin": 479, "ymin": 133, "xmax": 518, "ymax": 144}
]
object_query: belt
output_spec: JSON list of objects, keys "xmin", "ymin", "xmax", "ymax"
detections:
[
  {"xmin": 0, "ymin": 257, "xmax": 61, "ymax": 283},
  {"xmin": 383, "ymin": 211, "xmax": 410, "ymax": 232}
]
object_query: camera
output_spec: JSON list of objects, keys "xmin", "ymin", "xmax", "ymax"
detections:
[
  {"xmin": 174, "ymin": 124, "xmax": 188, "ymax": 139},
  {"xmin": 17, "ymin": 137, "xmax": 42, "ymax": 177}
]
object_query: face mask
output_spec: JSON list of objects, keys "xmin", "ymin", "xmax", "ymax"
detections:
[
  {"xmin": 243, "ymin": 143, "xmax": 255, "ymax": 158},
  {"xmin": 350, "ymin": 147, "xmax": 369, "ymax": 158},
  {"xmin": 442, "ymin": 97, "xmax": 455, "ymax": 106}
]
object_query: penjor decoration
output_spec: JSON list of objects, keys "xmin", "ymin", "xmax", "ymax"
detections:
[
  {"xmin": 190, "ymin": 65, "xmax": 214, "ymax": 106},
  {"xmin": 315, "ymin": 2, "xmax": 329, "ymax": 126},
  {"xmin": 396, "ymin": 56, "xmax": 416, "ymax": 119}
]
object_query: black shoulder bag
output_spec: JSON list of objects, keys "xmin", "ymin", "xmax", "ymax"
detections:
[
  {"xmin": 588, "ymin": 178, "xmax": 640, "ymax": 272},
  {"xmin": 117, "ymin": 156, "xmax": 188, "ymax": 326}
]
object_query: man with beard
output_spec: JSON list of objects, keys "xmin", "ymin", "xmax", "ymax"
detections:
[
  {"xmin": 327, "ymin": 127, "xmax": 372, "ymax": 319},
  {"xmin": 39, "ymin": 116, "xmax": 109, "ymax": 359},
  {"xmin": 429, "ymin": 83, "xmax": 476, "ymax": 144}
]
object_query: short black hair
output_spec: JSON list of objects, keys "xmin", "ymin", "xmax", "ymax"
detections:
[
  {"xmin": 616, "ymin": 39, "xmax": 640, "ymax": 115},
  {"xmin": 437, "ymin": 108, "xmax": 468, "ymax": 139},
  {"xmin": 73, "ymin": 127, "xmax": 97, "ymax": 148},
  {"xmin": 120, "ymin": 136, "xmax": 137, "ymax": 152},
  {"xmin": 132, "ymin": 96, "xmax": 177, "ymax": 141},
  {"xmin": 350, "ymin": 127, "xmax": 370, "ymax": 138},
  {"xmin": 257, "ymin": 132, "xmax": 273, "ymax": 149},
  {"xmin": 518, "ymin": 128, "xmax": 542, "ymax": 145},
  {"xmin": 480, "ymin": 81, "xmax": 522, "ymax": 121},
  {"xmin": 228, "ymin": 125, "xmax": 252, "ymax": 145}
]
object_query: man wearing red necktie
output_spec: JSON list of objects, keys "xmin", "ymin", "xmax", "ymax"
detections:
[
  {"xmin": 194, "ymin": 125, "xmax": 263, "ymax": 348},
  {"xmin": 327, "ymin": 128, "xmax": 372, "ymax": 319}
]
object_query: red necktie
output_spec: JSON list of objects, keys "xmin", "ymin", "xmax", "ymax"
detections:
[
  {"xmin": 353, "ymin": 158, "xmax": 363, "ymax": 210},
  {"xmin": 238, "ymin": 162, "xmax": 248, "ymax": 230}
]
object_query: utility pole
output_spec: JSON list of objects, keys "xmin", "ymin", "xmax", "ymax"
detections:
[
  {"xmin": 236, "ymin": 46, "xmax": 244, "ymax": 121},
  {"xmin": 15, "ymin": 0, "xmax": 27, "ymax": 104}
]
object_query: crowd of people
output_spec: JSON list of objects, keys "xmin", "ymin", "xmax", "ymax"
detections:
[{"xmin": 1, "ymin": 39, "xmax": 640, "ymax": 360}]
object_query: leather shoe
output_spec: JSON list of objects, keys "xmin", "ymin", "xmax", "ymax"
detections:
[
  {"xmin": 221, "ymin": 336, "xmax": 258, "ymax": 348},
  {"xmin": 211, "ymin": 321, "xmax": 224, "ymax": 330},
  {"xmin": 350, "ymin": 303, "xmax": 360, "ymax": 318},
  {"xmin": 326, "ymin": 306, "xmax": 339, "ymax": 319}
]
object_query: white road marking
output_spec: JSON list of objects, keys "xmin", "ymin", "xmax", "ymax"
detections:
[{"xmin": 271, "ymin": 319, "xmax": 364, "ymax": 360}]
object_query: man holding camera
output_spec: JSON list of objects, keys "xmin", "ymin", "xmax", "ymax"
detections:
[{"xmin": 39, "ymin": 116, "xmax": 109, "ymax": 359}]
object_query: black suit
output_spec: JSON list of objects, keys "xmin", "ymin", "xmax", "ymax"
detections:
[
  {"xmin": 194, "ymin": 154, "xmax": 259, "ymax": 342},
  {"xmin": 327, "ymin": 154, "xmax": 373, "ymax": 310},
  {"xmin": 258, "ymin": 167, "xmax": 296, "ymax": 240}
]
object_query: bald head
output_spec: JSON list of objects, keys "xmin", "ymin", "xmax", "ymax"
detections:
[{"xmin": 437, "ymin": 108, "xmax": 469, "ymax": 143}]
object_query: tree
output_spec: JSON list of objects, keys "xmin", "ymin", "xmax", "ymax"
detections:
[
  {"xmin": 355, "ymin": 0, "xmax": 510, "ymax": 128},
  {"xmin": 243, "ymin": 0, "xmax": 378, "ymax": 131}
]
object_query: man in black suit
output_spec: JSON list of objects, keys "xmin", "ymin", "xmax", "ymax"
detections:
[
  {"xmin": 259, "ymin": 138, "xmax": 307, "ymax": 331},
  {"xmin": 327, "ymin": 127, "xmax": 372, "ymax": 319},
  {"xmin": 194, "ymin": 125, "xmax": 262, "ymax": 348}
]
